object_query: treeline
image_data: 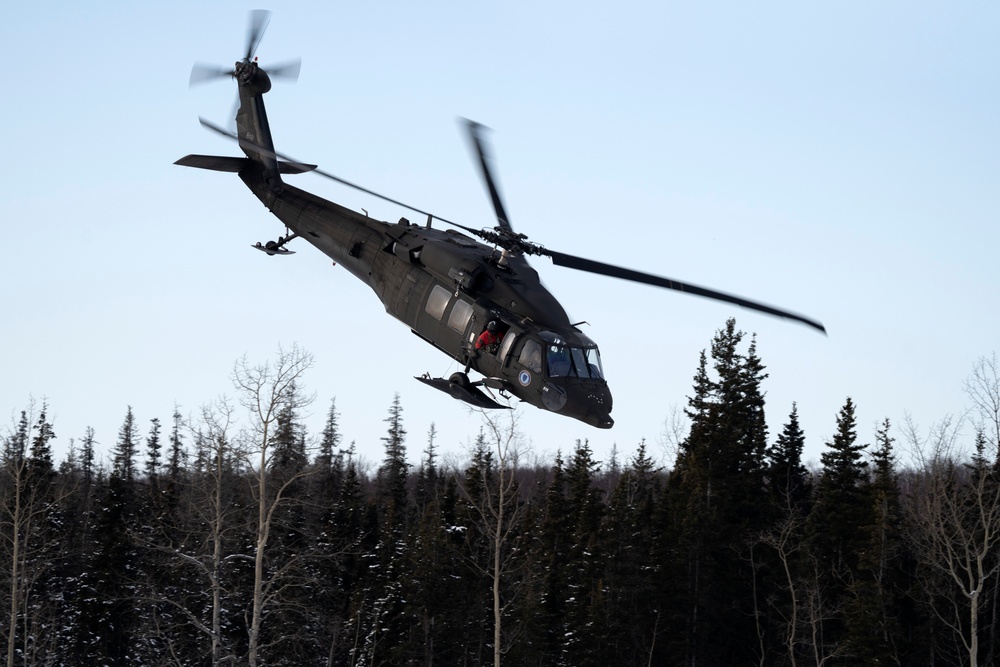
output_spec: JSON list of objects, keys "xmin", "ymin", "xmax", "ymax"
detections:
[{"xmin": 3, "ymin": 325, "xmax": 1000, "ymax": 667}]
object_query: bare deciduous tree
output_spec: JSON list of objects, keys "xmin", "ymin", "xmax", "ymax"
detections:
[
  {"xmin": 1, "ymin": 403, "xmax": 74, "ymax": 667},
  {"xmin": 903, "ymin": 413, "xmax": 1000, "ymax": 667},
  {"xmin": 964, "ymin": 353, "xmax": 1000, "ymax": 451},
  {"xmin": 149, "ymin": 400, "xmax": 243, "ymax": 666},
  {"xmin": 232, "ymin": 345, "xmax": 315, "ymax": 667},
  {"xmin": 458, "ymin": 410, "xmax": 528, "ymax": 667},
  {"xmin": 754, "ymin": 508, "xmax": 806, "ymax": 667}
]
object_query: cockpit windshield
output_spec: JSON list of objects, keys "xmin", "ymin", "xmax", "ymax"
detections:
[{"xmin": 546, "ymin": 343, "xmax": 604, "ymax": 380}]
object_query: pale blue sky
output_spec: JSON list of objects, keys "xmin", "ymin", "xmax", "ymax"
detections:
[{"xmin": 3, "ymin": 2, "xmax": 998, "ymax": 469}]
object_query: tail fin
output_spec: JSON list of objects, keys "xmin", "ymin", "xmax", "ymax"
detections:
[{"xmin": 231, "ymin": 60, "xmax": 285, "ymax": 192}]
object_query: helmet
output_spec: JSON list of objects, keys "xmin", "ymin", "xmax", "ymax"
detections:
[{"xmin": 487, "ymin": 321, "xmax": 498, "ymax": 333}]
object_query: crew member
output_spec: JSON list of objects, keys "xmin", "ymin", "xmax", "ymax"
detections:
[{"xmin": 476, "ymin": 321, "xmax": 503, "ymax": 352}]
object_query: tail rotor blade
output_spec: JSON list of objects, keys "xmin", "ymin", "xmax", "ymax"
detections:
[
  {"xmin": 266, "ymin": 58, "xmax": 301, "ymax": 82},
  {"xmin": 189, "ymin": 62, "xmax": 233, "ymax": 86},
  {"xmin": 245, "ymin": 9, "xmax": 271, "ymax": 61}
]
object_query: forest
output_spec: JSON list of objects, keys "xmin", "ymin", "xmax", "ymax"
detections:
[{"xmin": 2, "ymin": 320, "xmax": 999, "ymax": 667}]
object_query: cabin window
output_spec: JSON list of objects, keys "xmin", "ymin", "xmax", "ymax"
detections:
[
  {"xmin": 425, "ymin": 285, "xmax": 451, "ymax": 321},
  {"xmin": 447, "ymin": 299, "xmax": 474, "ymax": 333},
  {"xmin": 518, "ymin": 339, "xmax": 543, "ymax": 373}
]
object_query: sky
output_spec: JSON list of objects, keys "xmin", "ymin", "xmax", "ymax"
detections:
[{"xmin": 3, "ymin": 2, "xmax": 998, "ymax": 472}]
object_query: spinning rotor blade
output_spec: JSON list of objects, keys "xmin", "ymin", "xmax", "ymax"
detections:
[
  {"xmin": 466, "ymin": 120, "xmax": 513, "ymax": 232},
  {"xmin": 267, "ymin": 58, "xmax": 301, "ymax": 81},
  {"xmin": 191, "ymin": 119, "xmax": 825, "ymax": 334},
  {"xmin": 189, "ymin": 62, "xmax": 235, "ymax": 86},
  {"xmin": 544, "ymin": 249, "xmax": 826, "ymax": 333},
  {"xmin": 245, "ymin": 9, "xmax": 270, "ymax": 62},
  {"xmin": 196, "ymin": 118, "xmax": 480, "ymax": 235},
  {"xmin": 190, "ymin": 11, "xmax": 298, "ymax": 88}
]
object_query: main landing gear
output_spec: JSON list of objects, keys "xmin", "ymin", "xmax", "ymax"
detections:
[{"xmin": 415, "ymin": 372, "xmax": 511, "ymax": 410}]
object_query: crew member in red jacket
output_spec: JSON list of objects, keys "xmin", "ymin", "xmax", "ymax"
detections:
[{"xmin": 476, "ymin": 321, "xmax": 503, "ymax": 353}]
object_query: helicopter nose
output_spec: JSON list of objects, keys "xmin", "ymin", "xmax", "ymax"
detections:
[
  {"xmin": 542, "ymin": 380, "xmax": 614, "ymax": 428},
  {"xmin": 577, "ymin": 382, "xmax": 614, "ymax": 429}
]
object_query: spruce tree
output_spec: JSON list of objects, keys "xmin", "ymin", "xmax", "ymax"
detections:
[
  {"xmin": 809, "ymin": 397, "xmax": 868, "ymax": 573},
  {"xmin": 664, "ymin": 318, "xmax": 771, "ymax": 664},
  {"xmin": 377, "ymin": 393, "xmax": 409, "ymax": 524},
  {"xmin": 804, "ymin": 397, "xmax": 870, "ymax": 659},
  {"xmin": 845, "ymin": 418, "xmax": 908, "ymax": 664},
  {"xmin": 602, "ymin": 441, "xmax": 662, "ymax": 665},
  {"xmin": 112, "ymin": 406, "xmax": 139, "ymax": 483},
  {"xmin": 167, "ymin": 408, "xmax": 186, "ymax": 487},
  {"xmin": 144, "ymin": 416, "xmax": 162, "ymax": 481},
  {"xmin": 767, "ymin": 403, "xmax": 810, "ymax": 509},
  {"xmin": 316, "ymin": 397, "xmax": 341, "ymax": 471},
  {"xmin": 270, "ymin": 385, "xmax": 308, "ymax": 476}
]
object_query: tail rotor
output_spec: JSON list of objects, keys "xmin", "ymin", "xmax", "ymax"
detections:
[{"xmin": 188, "ymin": 10, "xmax": 300, "ymax": 88}]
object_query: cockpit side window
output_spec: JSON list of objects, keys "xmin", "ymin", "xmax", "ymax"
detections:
[
  {"xmin": 546, "ymin": 344, "xmax": 604, "ymax": 379},
  {"xmin": 518, "ymin": 339, "xmax": 543, "ymax": 373},
  {"xmin": 584, "ymin": 346, "xmax": 604, "ymax": 379}
]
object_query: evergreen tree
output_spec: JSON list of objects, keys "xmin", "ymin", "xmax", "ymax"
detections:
[
  {"xmin": 270, "ymin": 384, "xmax": 308, "ymax": 476},
  {"xmin": 809, "ymin": 397, "xmax": 869, "ymax": 574},
  {"xmin": 534, "ymin": 451, "xmax": 570, "ymax": 664},
  {"xmin": 602, "ymin": 441, "xmax": 662, "ymax": 665},
  {"xmin": 844, "ymin": 418, "xmax": 909, "ymax": 664},
  {"xmin": 80, "ymin": 426, "xmax": 97, "ymax": 491},
  {"xmin": 662, "ymin": 319, "xmax": 771, "ymax": 664},
  {"xmin": 112, "ymin": 406, "xmax": 140, "ymax": 483},
  {"xmin": 167, "ymin": 408, "xmax": 186, "ymax": 487},
  {"xmin": 144, "ymin": 416, "xmax": 162, "ymax": 481},
  {"xmin": 377, "ymin": 393, "xmax": 409, "ymax": 524},
  {"xmin": 767, "ymin": 402, "xmax": 810, "ymax": 509},
  {"xmin": 316, "ymin": 397, "xmax": 341, "ymax": 471},
  {"xmin": 27, "ymin": 402, "xmax": 55, "ymax": 484},
  {"xmin": 804, "ymin": 397, "xmax": 870, "ymax": 660},
  {"xmin": 415, "ymin": 423, "xmax": 439, "ymax": 513},
  {"xmin": 3, "ymin": 410, "xmax": 30, "ymax": 463},
  {"xmin": 561, "ymin": 440, "xmax": 606, "ymax": 666}
]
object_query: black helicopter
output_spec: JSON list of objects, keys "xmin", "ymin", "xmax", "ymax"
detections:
[{"xmin": 177, "ymin": 11, "xmax": 824, "ymax": 430}]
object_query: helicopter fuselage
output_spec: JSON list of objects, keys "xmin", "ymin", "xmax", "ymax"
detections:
[{"xmin": 236, "ymin": 158, "xmax": 614, "ymax": 428}]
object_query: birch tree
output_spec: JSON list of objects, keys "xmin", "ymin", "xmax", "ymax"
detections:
[
  {"xmin": 458, "ymin": 411, "xmax": 528, "ymax": 667},
  {"xmin": 232, "ymin": 345, "xmax": 315, "ymax": 667},
  {"xmin": 904, "ymin": 415, "xmax": 1000, "ymax": 667}
]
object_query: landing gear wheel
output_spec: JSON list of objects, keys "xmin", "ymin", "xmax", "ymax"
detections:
[{"xmin": 449, "ymin": 372, "xmax": 470, "ymax": 389}]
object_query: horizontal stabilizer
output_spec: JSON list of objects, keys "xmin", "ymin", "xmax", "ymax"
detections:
[
  {"xmin": 175, "ymin": 154, "xmax": 245, "ymax": 172},
  {"xmin": 174, "ymin": 154, "xmax": 317, "ymax": 174}
]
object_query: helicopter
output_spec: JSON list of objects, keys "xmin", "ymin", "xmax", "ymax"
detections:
[{"xmin": 176, "ymin": 11, "xmax": 825, "ymax": 430}]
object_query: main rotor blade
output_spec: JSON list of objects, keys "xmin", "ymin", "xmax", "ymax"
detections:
[
  {"xmin": 190, "ymin": 62, "xmax": 233, "ymax": 86},
  {"xmin": 196, "ymin": 117, "xmax": 481, "ymax": 235},
  {"xmin": 545, "ymin": 249, "xmax": 827, "ymax": 334},
  {"xmin": 245, "ymin": 10, "xmax": 271, "ymax": 61},
  {"xmin": 465, "ymin": 119, "xmax": 513, "ymax": 232},
  {"xmin": 266, "ymin": 58, "xmax": 301, "ymax": 81}
]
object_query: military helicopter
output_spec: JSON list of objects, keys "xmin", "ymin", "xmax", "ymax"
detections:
[{"xmin": 177, "ymin": 11, "xmax": 824, "ymax": 430}]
